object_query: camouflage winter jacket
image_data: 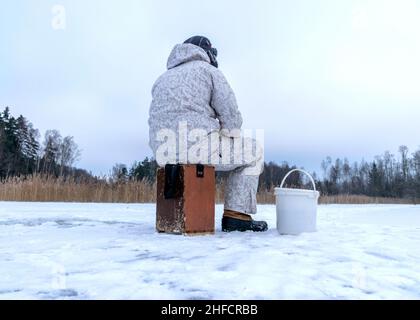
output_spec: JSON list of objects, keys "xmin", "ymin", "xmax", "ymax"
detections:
[{"xmin": 148, "ymin": 43, "xmax": 242, "ymax": 162}]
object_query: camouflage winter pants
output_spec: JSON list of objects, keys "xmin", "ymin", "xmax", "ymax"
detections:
[{"xmin": 211, "ymin": 135, "xmax": 264, "ymax": 215}]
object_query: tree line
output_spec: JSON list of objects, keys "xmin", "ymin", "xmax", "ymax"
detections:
[
  {"xmin": 318, "ymin": 146, "xmax": 420, "ymax": 200},
  {"xmin": 0, "ymin": 107, "xmax": 86, "ymax": 179},
  {"xmin": 115, "ymin": 149, "xmax": 420, "ymax": 200},
  {"xmin": 110, "ymin": 158, "xmax": 158, "ymax": 183},
  {"xmin": 2, "ymin": 106, "xmax": 419, "ymax": 200},
  {"xmin": 111, "ymin": 160, "xmax": 303, "ymax": 189}
]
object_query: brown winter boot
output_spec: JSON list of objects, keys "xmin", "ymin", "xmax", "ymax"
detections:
[
  {"xmin": 222, "ymin": 209, "xmax": 268, "ymax": 232},
  {"xmin": 223, "ymin": 209, "xmax": 253, "ymax": 221}
]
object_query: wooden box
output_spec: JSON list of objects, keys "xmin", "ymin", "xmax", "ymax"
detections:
[{"xmin": 156, "ymin": 164, "xmax": 215, "ymax": 235}]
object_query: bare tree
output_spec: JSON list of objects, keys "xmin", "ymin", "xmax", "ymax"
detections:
[
  {"xmin": 321, "ymin": 156, "xmax": 332, "ymax": 180},
  {"xmin": 111, "ymin": 163, "xmax": 128, "ymax": 183},
  {"xmin": 59, "ymin": 136, "xmax": 81, "ymax": 176},
  {"xmin": 399, "ymin": 145, "xmax": 409, "ymax": 180},
  {"xmin": 42, "ymin": 130, "xmax": 62, "ymax": 174}
]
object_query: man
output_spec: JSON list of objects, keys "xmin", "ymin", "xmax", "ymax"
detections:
[{"xmin": 148, "ymin": 36, "xmax": 267, "ymax": 232}]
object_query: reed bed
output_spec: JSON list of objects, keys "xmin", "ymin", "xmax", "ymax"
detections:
[
  {"xmin": 0, "ymin": 175, "xmax": 417, "ymax": 205},
  {"xmin": 318, "ymin": 194, "xmax": 419, "ymax": 205},
  {"xmin": 0, "ymin": 175, "xmax": 156, "ymax": 203}
]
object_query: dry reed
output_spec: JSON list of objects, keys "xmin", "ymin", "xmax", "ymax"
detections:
[
  {"xmin": 0, "ymin": 174, "xmax": 155, "ymax": 203},
  {"xmin": 318, "ymin": 194, "xmax": 419, "ymax": 205},
  {"xmin": 0, "ymin": 175, "xmax": 417, "ymax": 205}
]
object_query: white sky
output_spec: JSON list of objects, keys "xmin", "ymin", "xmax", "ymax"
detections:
[{"xmin": 1, "ymin": 0, "xmax": 420, "ymax": 175}]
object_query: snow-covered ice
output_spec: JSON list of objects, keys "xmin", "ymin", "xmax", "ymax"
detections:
[{"xmin": 0, "ymin": 201, "xmax": 419, "ymax": 299}]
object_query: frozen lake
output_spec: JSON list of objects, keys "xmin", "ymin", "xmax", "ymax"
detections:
[{"xmin": 0, "ymin": 202, "xmax": 419, "ymax": 299}]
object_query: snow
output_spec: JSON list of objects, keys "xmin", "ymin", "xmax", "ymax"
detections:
[{"xmin": 0, "ymin": 201, "xmax": 420, "ymax": 300}]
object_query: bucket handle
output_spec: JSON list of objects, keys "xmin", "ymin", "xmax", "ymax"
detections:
[{"xmin": 279, "ymin": 169, "xmax": 317, "ymax": 191}]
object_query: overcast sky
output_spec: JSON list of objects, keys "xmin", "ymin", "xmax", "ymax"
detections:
[{"xmin": 1, "ymin": 0, "xmax": 420, "ymax": 175}]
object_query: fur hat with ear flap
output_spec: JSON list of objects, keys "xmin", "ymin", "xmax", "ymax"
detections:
[{"xmin": 184, "ymin": 35, "xmax": 218, "ymax": 68}]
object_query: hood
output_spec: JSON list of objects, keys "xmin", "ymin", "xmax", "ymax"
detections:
[{"xmin": 167, "ymin": 43, "xmax": 210, "ymax": 69}]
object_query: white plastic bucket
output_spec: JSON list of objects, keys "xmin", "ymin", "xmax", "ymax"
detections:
[{"xmin": 274, "ymin": 169, "xmax": 320, "ymax": 235}]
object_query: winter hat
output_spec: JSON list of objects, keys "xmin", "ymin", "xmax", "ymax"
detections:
[{"xmin": 184, "ymin": 36, "xmax": 218, "ymax": 68}]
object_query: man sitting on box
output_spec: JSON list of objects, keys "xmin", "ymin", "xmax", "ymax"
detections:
[{"xmin": 148, "ymin": 36, "xmax": 267, "ymax": 232}]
